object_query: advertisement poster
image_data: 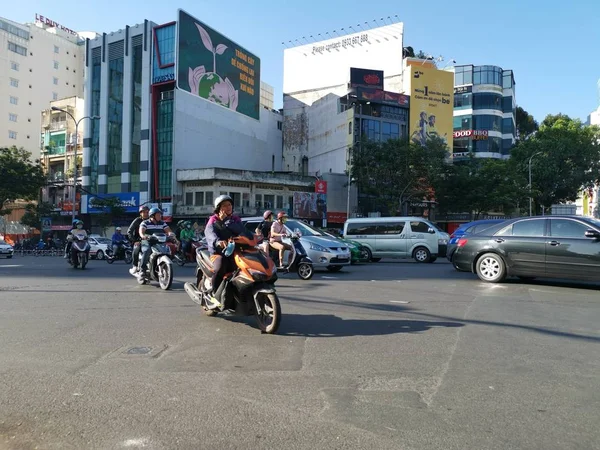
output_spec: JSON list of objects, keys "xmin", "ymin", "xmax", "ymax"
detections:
[
  {"xmin": 177, "ymin": 9, "xmax": 261, "ymax": 120},
  {"xmin": 87, "ymin": 193, "xmax": 140, "ymax": 214},
  {"xmin": 409, "ymin": 66, "xmax": 454, "ymax": 150},
  {"xmin": 350, "ymin": 68, "xmax": 384, "ymax": 90},
  {"xmin": 293, "ymin": 192, "xmax": 327, "ymax": 219}
]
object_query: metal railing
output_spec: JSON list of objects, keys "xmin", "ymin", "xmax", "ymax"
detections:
[{"xmin": 12, "ymin": 249, "xmax": 63, "ymax": 257}]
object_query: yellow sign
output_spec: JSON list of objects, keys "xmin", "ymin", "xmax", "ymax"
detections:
[{"xmin": 409, "ymin": 65, "xmax": 454, "ymax": 151}]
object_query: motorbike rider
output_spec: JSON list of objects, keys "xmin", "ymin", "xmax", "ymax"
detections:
[
  {"xmin": 66, "ymin": 219, "xmax": 88, "ymax": 262},
  {"xmin": 255, "ymin": 210, "xmax": 273, "ymax": 254},
  {"xmin": 111, "ymin": 227, "xmax": 126, "ymax": 257},
  {"xmin": 64, "ymin": 219, "xmax": 82, "ymax": 258},
  {"xmin": 204, "ymin": 195, "xmax": 246, "ymax": 306},
  {"xmin": 127, "ymin": 205, "xmax": 149, "ymax": 275},
  {"xmin": 270, "ymin": 212, "xmax": 293, "ymax": 268},
  {"xmin": 179, "ymin": 221, "xmax": 195, "ymax": 257},
  {"xmin": 137, "ymin": 207, "xmax": 177, "ymax": 276}
]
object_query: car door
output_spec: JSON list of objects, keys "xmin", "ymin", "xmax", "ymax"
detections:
[
  {"xmin": 493, "ymin": 218, "xmax": 547, "ymax": 276},
  {"xmin": 374, "ymin": 221, "xmax": 407, "ymax": 257},
  {"xmin": 407, "ymin": 220, "xmax": 434, "ymax": 255},
  {"xmin": 545, "ymin": 218, "xmax": 600, "ymax": 280}
]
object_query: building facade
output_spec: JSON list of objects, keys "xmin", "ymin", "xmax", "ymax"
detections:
[
  {"xmin": 0, "ymin": 15, "xmax": 89, "ymax": 154},
  {"xmin": 451, "ymin": 64, "xmax": 516, "ymax": 160}
]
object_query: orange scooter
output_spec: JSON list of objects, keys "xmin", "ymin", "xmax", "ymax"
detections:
[{"xmin": 184, "ymin": 231, "xmax": 281, "ymax": 334}]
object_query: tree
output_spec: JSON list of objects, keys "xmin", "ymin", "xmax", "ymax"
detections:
[
  {"xmin": 515, "ymin": 106, "xmax": 538, "ymax": 141},
  {"xmin": 20, "ymin": 202, "xmax": 56, "ymax": 229},
  {"xmin": 350, "ymin": 138, "xmax": 448, "ymax": 216},
  {"xmin": 511, "ymin": 114, "xmax": 600, "ymax": 212},
  {"xmin": 90, "ymin": 196, "xmax": 126, "ymax": 235},
  {"xmin": 0, "ymin": 147, "xmax": 46, "ymax": 217},
  {"xmin": 402, "ymin": 46, "xmax": 415, "ymax": 58}
]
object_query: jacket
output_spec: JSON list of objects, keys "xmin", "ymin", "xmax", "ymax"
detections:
[
  {"xmin": 204, "ymin": 214, "xmax": 244, "ymax": 255},
  {"xmin": 112, "ymin": 232, "xmax": 126, "ymax": 245},
  {"xmin": 127, "ymin": 217, "xmax": 144, "ymax": 242}
]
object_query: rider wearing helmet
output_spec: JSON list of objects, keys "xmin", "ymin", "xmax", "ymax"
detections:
[
  {"xmin": 270, "ymin": 212, "xmax": 293, "ymax": 268},
  {"xmin": 256, "ymin": 210, "xmax": 273, "ymax": 240},
  {"xmin": 111, "ymin": 226, "xmax": 126, "ymax": 257},
  {"xmin": 64, "ymin": 219, "xmax": 88, "ymax": 260},
  {"xmin": 135, "ymin": 207, "xmax": 177, "ymax": 275},
  {"xmin": 204, "ymin": 195, "xmax": 246, "ymax": 307},
  {"xmin": 128, "ymin": 205, "xmax": 150, "ymax": 274},
  {"xmin": 179, "ymin": 220, "xmax": 195, "ymax": 256}
]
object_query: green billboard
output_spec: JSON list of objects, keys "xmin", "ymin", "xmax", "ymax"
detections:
[{"xmin": 177, "ymin": 10, "xmax": 261, "ymax": 120}]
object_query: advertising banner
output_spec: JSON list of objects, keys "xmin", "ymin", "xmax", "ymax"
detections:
[
  {"xmin": 315, "ymin": 180, "xmax": 328, "ymax": 194},
  {"xmin": 356, "ymin": 87, "xmax": 409, "ymax": 107},
  {"xmin": 87, "ymin": 192, "xmax": 140, "ymax": 214},
  {"xmin": 350, "ymin": 68, "xmax": 384, "ymax": 90},
  {"xmin": 293, "ymin": 192, "xmax": 327, "ymax": 220},
  {"xmin": 177, "ymin": 9, "xmax": 261, "ymax": 120},
  {"xmin": 409, "ymin": 66, "xmax": 454, "ymax": 150}
]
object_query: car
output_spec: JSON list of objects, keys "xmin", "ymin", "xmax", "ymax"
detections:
[
  {"xmin": 321, "ymin": 230, "xmax": 370, "ymax": 264},
  {"xmin": 88, "ymin": 235, "xmax": 111, "ymax": 260},
  {"xmin": 0, "ymin": 239, "xmax": 14, "ymax": 259},
  {"xmin": 242, "ymin": 217, "xmax": 352, "ymax": 271},
  {"xmin": 447, "ymin": 219, "xmax": 506, "ymax": 264},
  {"xmin": 452, "ymin": 215, "xmax": 600, "ymax": 283}
]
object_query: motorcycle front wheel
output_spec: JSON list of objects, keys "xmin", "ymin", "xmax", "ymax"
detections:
[
  {"xmin": 158, "ymin": 261, "xmax": 173, "ymax": 290},
  {"xmin": 255, "ymin": 292, "xmax": 281, "ymax": 334}
]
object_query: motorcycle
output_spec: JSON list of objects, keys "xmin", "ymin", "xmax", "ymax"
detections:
[
  {"xmin": 175, "ymin": 238, "xmax": 207, "ymax": 266},
  {"xmin": 184, "ymin": 232, "xmax": 282, "ymax": 334},
  {"xmin": 106, "ymin": 241, "xmax": 133, "ymax": 264},
  {"xmin": 132, "ymin": 234, "xmax": 174, "ymax": 290},
  {"xmin": 68, "ymin": 234, "xmax": 90, "ymax": 269},
  {"xmin": 260, "ymin": 231, "xmax": 313, "ymax": 280}
]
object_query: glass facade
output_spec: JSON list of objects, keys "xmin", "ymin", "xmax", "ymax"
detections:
[
  {"xmin": 89, "ymin": 48, "xmax": 102, "ymax": 192},
  {"xmin": 156, "ymin": 91, "xmax": 174, "ymax": 198},
  {"xmin": 502, "ymin": 118, "xmax": 514, "ymax": 134},
  {"xmin": 130, "ymin": 41, "xmax": 143, "ymax": 191},
  {"xmin": 502, "ymin": 96, "xmax": 513, "ymax": 113},
  {"xmin": 107, "ymin": 43, "xmax": 124, "ymax": 193},
  {"xmin": 502, "ymin": 70, "xmax": 514, "ymax": 89},
  {"xmin": 472, "ymin": 93, "xmax": 502, "ymax": 110},
  {"xmin": 474, "ymin": 137, "xmax": 502, "ymax": 154},
  {"xmin": 454, "ymin": 92, "xmax": 472, "ymax": 109},
  {"xmin": 453, "ymin": 116, "xmax": 472, "ymax": 131},
  {"xmin": 152, "ymin": 25, "xmax": 175, "ymax": 84},
  {"xmin": 382, "ymin": 122, "xmax": 400, "ymax": 141},
  {"xmin": 473, "ymin": 115, "xmax": 502, "ymax": 132},
  {"xmin": 473, "ymin": 66, "xmax": 503, "ymax": 86},
  {"xmin": 454, "ymin": 66, "xmax": 473, "ymax": 86},
  {"xmin": 362, "ymin": 119, "xmax": 380, "ymax": 141}
]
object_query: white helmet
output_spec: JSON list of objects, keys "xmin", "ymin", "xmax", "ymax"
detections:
[
  {"xmin": 213, "ymin": 194, "xmax": 233, "ymax": 213},
  {"xmin": 116, "ymin": 227, "xmax": 122, "ymax": 231}
]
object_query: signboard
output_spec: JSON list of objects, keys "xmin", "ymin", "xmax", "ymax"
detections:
[
  {"xmin": 149, "ymin": 202, "xmax": 173, "ymax": 222},
  {"xmin": 87, "ymin": 192, "xmax": 141, "ymax": 214},
  {"xmin": 453, "ymin": 130, "xmax": 488, "ymax": 140},
  {"xmin": 35, "ymin": 14, "xmax": 77, "ymax": 35},
  {"xmin": 327, "ymin": 212, "xmax": 347, "ymax": 223},
  {"xmin": 350, "ymin": 68, "xmax": 384, "ymax": 90},
  {"xmin": 177, "ymin": 9, "xmax": 261, "ymax": 120},
  {"xmin": 41, "ymin": 217, "xmax": 52, "ymax": 232},
  {"xmin": 454, "ymin": 86, "xmax": 472, "ymax": 94},
  {"xmin": 51, "ymin": 225, "xmax": 72, "ymax": 231},
  {"xmin": 293, "ymin": 192, "xmax": 327, "ymax": 220},
  {"xmin": 315, "ymin": 180, "xmax": 328, "ymax": 194},
  {"xmin": 409, "ymin": 66, "xmax": 454, "ymax": 150},
  {"xmin": 357, "ymin": 87, "xmax": 409, "ymax": 107}
]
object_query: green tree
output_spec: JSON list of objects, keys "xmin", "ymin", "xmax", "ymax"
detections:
[
  {"xmin": 511, "ymin": 114, "xmax": 600, "ymax": 213},
  {"xmin": 90, "ymin": 196, "xmax": 126, "ymax": 235},
  {"xmin": 350, "ymin": 138, "xmax": 448, "ymax": 216},
  {"xmin": 20, "ymin": 202, "xmax": 56, "ymax": 229},
  {"xmin": 0, "ymin": 147, "xmax": 46, "ymax": 217},
  {"xmin": 516, "ymin": 106, "xmax": 539, "ymax": 141}
]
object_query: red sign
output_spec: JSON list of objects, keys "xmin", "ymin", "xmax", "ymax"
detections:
[
  {"xmin": 315, "ymin": 181, "xmax": 327, "ymax": 194},
  {"xmin": 327, "ymin": 212, "xmax": 347, "ymax": 223},
  {"xmin": 453, "ymin": 130, "xmax": 489, "ymax": 140},
  {"xmin": 357, "ymin": 88, "xmax": 409, "ymax": 107}
]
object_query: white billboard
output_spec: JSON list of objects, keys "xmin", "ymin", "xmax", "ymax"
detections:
[{"xmin": 283, "ymin": 23, "xmax": 404, "ymax": 95}]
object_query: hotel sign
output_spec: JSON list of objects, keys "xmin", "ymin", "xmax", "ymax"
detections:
[{"xmin": 35, "ymin": 14, "xmax": 77, "ymax": 35}]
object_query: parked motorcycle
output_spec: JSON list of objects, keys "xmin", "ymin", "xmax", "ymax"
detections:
[
  {"xmin": 174, "ymin": 238, "xmax": 206, "ymax": 266},
  {"xmin": 68, "ymin": 234, "xmax": 90, "ymax": 269},
  {"xmin": 184, "ymin": 232, "xmax": 281, "ymax": 334},
  {"xmin": 106, "ymin": 241, "xmax": 133, "ymax": 264},
  {"xmin": 260, "ymin": 231, "xmax": 313, "ymax": 280},
  {"xmin": 132, "ymin": 234, "xmax": 174, "ymax": 290}
]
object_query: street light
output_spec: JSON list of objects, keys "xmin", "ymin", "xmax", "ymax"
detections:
[
  {"xmin": 51, "ymin": 106, "xmax": 100, "ymax": 223},
  {"xmin": 528, "ymin": 151, "xmax": 543, "ymax": 216}
]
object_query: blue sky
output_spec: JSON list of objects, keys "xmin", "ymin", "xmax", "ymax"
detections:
[{"xmin": 13, "ymin": 0, "xmax": 600, "ymax": 122}]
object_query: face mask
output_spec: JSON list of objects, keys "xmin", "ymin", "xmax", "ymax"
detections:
[
  {"xmin": 281, "ymin": 218, "xmax": 287, "ymax": 224},
  {"xmin": 186, "ymin": 225, "xmax": 191, "ymax": 229},
  {"xmin": 77, "ymin": 225, "xmax": 83, "ymax": 229}
]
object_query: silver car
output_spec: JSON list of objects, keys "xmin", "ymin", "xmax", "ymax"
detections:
[{"xmin": 242, "ymin": 217, "xmax": 351, "ymax": 272}]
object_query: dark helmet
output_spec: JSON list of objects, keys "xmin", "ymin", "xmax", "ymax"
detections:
[
  {"xmin": 149, "ymin": 207, "xmax": 162, "ymax": 217},
  {"xmin": 139, "ymin": 205, "xmax": 149, "ymax": 213},
  {"xmin": 277, "ymin": 211, "xmax": 287, "ymax": 220},
  {"xmin": 263, "ymin": 210, "xmax": 273, "ymax": 220},
  {"xmin": 213, "ymin": 194, "xmax": 233, "ymax": 214}
]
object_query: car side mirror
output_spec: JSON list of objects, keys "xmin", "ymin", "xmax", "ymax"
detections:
[
  {"xmin": 584, "ymin": 229, "xmax": 600, "ymax": 239},
  {"xmin": 427, "ymin": 227, "xmax": 436, "ymax": 234}
]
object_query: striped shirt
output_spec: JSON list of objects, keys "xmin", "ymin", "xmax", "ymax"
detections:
[{"xmin": 139, "ymin": 219, "xmax": 169, "ymax": 238}]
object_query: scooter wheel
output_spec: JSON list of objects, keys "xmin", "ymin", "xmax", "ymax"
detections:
[{"xmin": 297, "ymin": 262, "xmax": 314, "ymax": 280}]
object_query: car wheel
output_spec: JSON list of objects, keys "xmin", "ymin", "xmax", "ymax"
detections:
[
  {"xmin": 413, "ymin": 247, "xmax": 431, "ymax": 263},
  {"xmin": 364, "ymin": 247, "xmax": 373, "ymax": 262},
  {"xmin": 96, "ymin": 250, "xmax": 104, "ymax": 260},
  {"xmin": 475, "ymin": 253, "xmax": 507, "ymax": 283}
]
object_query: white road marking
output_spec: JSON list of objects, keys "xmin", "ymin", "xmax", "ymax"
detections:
[
  {"xmin": 322, "ymin": 276, "xmax": 337, "ymax": 279},
  {"xmin": 0, "ymin": 265, "xmax": 23, "ymax": 268},
  {"xmin": 390, "ymin": 300, "xmax": 410, "ymax": 304},
  {"xmin": 121, "ymin": 438, "xmax": 149, "ymax": 448}
]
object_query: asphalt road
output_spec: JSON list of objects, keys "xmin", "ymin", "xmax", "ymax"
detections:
[{"xmin": 0, "ymin": 255, "xmax": 599, "ymax": 450}]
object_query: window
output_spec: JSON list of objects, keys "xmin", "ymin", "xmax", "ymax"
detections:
[
  {"xmin": 473, "ymin": 66, "xmax": 503, "ymax": 86},
  {"xmin": 53, "ymin": 61, "xmax": 59, "ymax": 69},
  {"xmin": 255, "ymin": 194, "xmax": 262, "ymax": 208},
  {"xmin": 474, "ymin": 137, "xmax": 502, "ymax": 154},
  {"xmin": 53, "ymin": 92, "xmax": 58, "ymax": 100},
  {"xmin": 53, "ymin": 77, "xmax": 58, "ymax": 85},
  {"xmin": 378, "ymin": 222, "xmax": 405, "ymax": 234},
  {"xmin": 8, "ymin": 130, "xmax": 17, "ymax": 139},
  {"xmin": 361, "ymin": 119, "xmax": 380, "ymax": 141},
  {"xmin": 10, "ymin": 78, "xmax": 18, "ymax": 87},
  {"xmin": 194, "ymin": 192, "xmax": 203, "ymax": 206},
  {"xmin": 381, "ymin": 122, "xmax": 400, "ymax": 141},
  {"xmin": 472, "ymin": 93, "xmax": 502, "ymax": 110},
  {"xmin": 348, "ymin": 121, "xmax": 352, "ymax": 134},
  {"xmin": 276, "ymin": 195, "xmax": 284, "ymax": 209},
  {"xmin": 502, "ymin": 118, "xmax": 514, "ymax": 134},
  {"xmin": 8, "ymin": 41, "xmax": 27, "ymax": 56},
  {"xmin": 10, "ymin": 61, "xmax": 19, "ymax": 71},
  {"xmin": 345, "ymin": 222, "xmax": 377, "ymax": 235},
  {"xmin": 9, "ymin": 113, "xmax": 17, "ymax": 122},
  {"xmin": 10, "ymin": 96, "xmax": 18, "ymax": 105},
  {"xmin": 205, "ymin": 191, "xmax": 213, "ymax": 206},
  {"xmin": 185, "ymin": 192, "xmax": 193, "ymax": 205},
  {"xmin": 502, "ymin": 71, "xmax": 514, "ymax": 89},
  {"xmin": 550, "ymin": 219, "xmax": 589, "ymax": 238},
  {"xmin": 264, "ymin": 195, "xmax": 275, "ymax": 209},
  {"xmin": 473, "ymin": 115, "xmax": 502, "ymax": 132},
  {"xmin": 54, "ymin": 45, "xmax": 59, "ymax": 54},
  {"xmin": 502, "ymin": 96, "xmax": 513, "ymax": 113},
  {"xmin": 0, "ymin": 19, "xmax": 30, "ymax": 39},
  {"xmin": 277, "ymin": 121, "xmax": 282, "ymax": 130},
  {"xmin": 454, "ymin": 92, "xmax": 472, "ymax": 109},
  {"xmin": 511, "ymin": 219, "xmax": 545, "ymax": 237},
  {"xmin": 454, "ymin": 65, "xmax": 473, "ymax": 86},
  {"xmin": 453, "ymin": 116, "xmax": 472, "ymax": 131},
  {"xmin": 410, "ymin": 221, "xmax": 431, "ymax": 233}
]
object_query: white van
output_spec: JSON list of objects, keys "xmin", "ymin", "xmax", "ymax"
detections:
[{"xmin": 342, "ymin": 217, "xmax": 449, "ymax": 263}]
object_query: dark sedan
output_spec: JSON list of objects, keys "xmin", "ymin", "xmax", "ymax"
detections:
[
  {"xmin": 452, "ymin": 215, "xmax": 600, "ymax": 283},
  {"xmin": 447, "ymin": 219, "xmax": 505, "ymax": 264}
]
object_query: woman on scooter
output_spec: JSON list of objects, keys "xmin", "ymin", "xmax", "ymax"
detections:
[{"xmin": 270, "ymin": 212, "xmax": 293, "ymax": 268}]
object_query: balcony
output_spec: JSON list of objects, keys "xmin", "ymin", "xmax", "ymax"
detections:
[
  {"xmin": 48, "ymin": 121, "xmax": 67, "ymax": 131},
  {"xmin": 44, "ymin": 146, "xmax": 66, "ymax": 155}
]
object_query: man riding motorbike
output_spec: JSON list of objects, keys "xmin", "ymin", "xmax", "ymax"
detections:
[
  {"xmin": 128, "ymin": 205, "xmax": 150, "ymax": 275},
  {"xmin": 204, "ymin": 195, "xmax": 246, "ymax": 306},
  {"xmin": 66, "ymin": 219, "xmax": 88, "ymax": 262},
  {"xmin": 111, "ymin": 227, "xmax": 126, "ymax": 257},
  {"xmin": 137, "ymin": 207, "xmax": 177, "ymax": 276},
  {"xmin": 270, "ymin": 212, "xmax": 293, "ymax": 268},
  {"xmin": 179, "ymin": 221, "xmax": 195, "ymax": 257},
  {"xmin": 255, "ymin": 210, "xmax": 273, "ymax": 254}
]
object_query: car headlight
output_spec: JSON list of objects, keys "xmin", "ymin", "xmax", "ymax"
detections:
[
  {"xmin": 346, "ymin": 243, "xmax": 356, "ymax": 249},
  {"xmin": 309, "ymin": 242, "xmax": 330, "ymax": 252},
  {"xmin": 438, "ymin": 239, "xmax": 448, "ymax": 245}
]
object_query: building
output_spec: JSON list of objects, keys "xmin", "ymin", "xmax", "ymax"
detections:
[
  {"xmin": 0, "ymin": 15, "xmax": 91, "ymax": 155},
  {"xmin": 450, "ymin": 64, "xmax": 516, "ymax": 160},
  {"xmin": 80, "ymin": 10, "xmax": 283, "ymax": 227}
]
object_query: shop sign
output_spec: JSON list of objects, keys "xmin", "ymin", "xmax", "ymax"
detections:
[{"xmin": 453, "ymin": 130, "xmax": 488, "ymax": 140}]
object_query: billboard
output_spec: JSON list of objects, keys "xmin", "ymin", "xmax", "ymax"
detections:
[
  {"xmin": 350, "ymin": 68, "xmax": 384, "ymax": 90},
  {"xmin": 409, "ymin": 66, "xmax": 454, "ymax": 150},
  {"xmin": 177, "ymin": 10, "xmax": 261, "ymax": 120},
  {"xmin": 87, "ymin": 192, "xmax": 140, "ymax": 214},
  {"xmin": 293, "ymin": 192, "xmax": 327, "ymax": 220},
  {"xmin": 356, "ymin": 87, "xmax": 409, "ymax": 107}
]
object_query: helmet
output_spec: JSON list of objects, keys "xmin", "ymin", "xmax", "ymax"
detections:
[
  {"xmin": 149, "ymin": 207, "xmax": 162, "ymax": 217},
  {"xmin": 72, "ymin": 219, "xmax": 79, "ymax": 226},
  {"xmin": 213, "ymin": 194, "xmax": 233, "ymax": 212},
  {"xmin": 277, "ymin": 211, "xmax": 287, "ymax": 220},
  {"xmin": 139, "ymin": 205, "xmax": 149, "ymax": 213},
  {"xmin": 263, "ymin": 210, "xmax": 273, "ymax": 220},
  {"xmin": 115, "ymin": 227, "xmax": 121, "ymax": 231}
]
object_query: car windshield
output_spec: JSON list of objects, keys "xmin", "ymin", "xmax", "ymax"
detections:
[
  {"xmin": 285, "ymin": 219, "xmax": 324, "ymax": 236},
  {"xmin": 0, "ymin": 240, "xmax": 7, "ymax": 245},
  {"xmin": 584, "ymin": 218, "xmax": 600, "ymax": 229},
  {"xmin": 97, "ymin": 238, "xmax": 111, "ymax": 244}
]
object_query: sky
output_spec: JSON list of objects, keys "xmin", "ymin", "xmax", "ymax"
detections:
[{"xmin": 11, "ymin": 0, "xmax": 600, "ymax": 123}]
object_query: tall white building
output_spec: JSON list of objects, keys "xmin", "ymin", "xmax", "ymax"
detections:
[{"xmin": 0, "ymin": 15, "xmax": 91, "ymax": 155}]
